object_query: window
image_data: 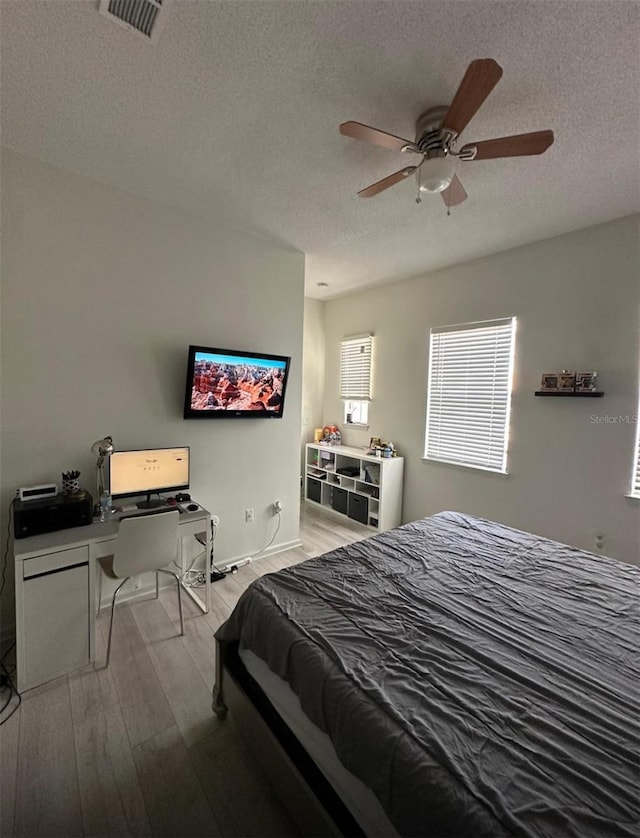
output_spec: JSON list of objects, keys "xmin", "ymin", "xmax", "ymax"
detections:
[
  {"xmin": 340, "ymin": 335, "xmax": 372, "ymax": 426},
  {"xmin": 425, "ymin": 317, "xmax": 516, "ymax": 473},
  {"xmin": 344, "ymin": 399, "xmax": 369, "ymax": 426}
]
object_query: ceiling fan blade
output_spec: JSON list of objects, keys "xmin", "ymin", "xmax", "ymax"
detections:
[
  {"xmin": 461, "ymin": 130, "xmax": 555, "ymax": 160},
  {"xmin": 358, "ymin": 166, "xmax": 417, "ymax": 198},
  {"xmin": 441, "ymin": 59, "xmax": 503, "ymax": 138},
  {"xmin": 440, "ymin": 174, "xmax": 468, "ymax": 207},
  {"xmin": 340, "ymin": 121, "xmax": 418, "ymax": 153}
]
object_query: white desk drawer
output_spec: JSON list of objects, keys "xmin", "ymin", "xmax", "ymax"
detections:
[
  {"xmin": 22, "ymin": 562, "xmax": 90, "ymax": 688},
  {"xmin": 23, "ymin": 545, "xmax": 89, "ymax": 579}
]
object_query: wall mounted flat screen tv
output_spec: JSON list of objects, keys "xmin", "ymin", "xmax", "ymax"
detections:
[{"xmin": 183, "ymin": 345, "xmax": 291, "ymax": 419}]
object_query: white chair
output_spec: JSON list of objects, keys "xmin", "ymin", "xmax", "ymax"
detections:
[{"xmin": 98, "ymin": 508, "xmax": 183, "ymax": 667}]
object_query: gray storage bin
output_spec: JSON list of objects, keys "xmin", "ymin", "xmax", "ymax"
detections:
[
  {"xmin": 348, "ymin": 493, "xmax": 368, "ymax": 524},
  {"xmin": 332, "ymin": 487, "xmax": 348, "ymax": 514},
  {"xmin": 307, "ymin": 477, "xmax": 322, "ymax": 503}
]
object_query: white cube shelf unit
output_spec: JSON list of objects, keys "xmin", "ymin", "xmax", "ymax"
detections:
[{"xmin": 305, "ymin": 443, "xmax": 404, "ymax": 532}]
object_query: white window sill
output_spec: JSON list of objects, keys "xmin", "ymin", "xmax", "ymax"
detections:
[
  {"xmin": 345, "ymin": 422, "xmax": 369, "ymax": 429},
  {"xmin": 422, "ymin": 456, "xmax": 509, "ymax": 476}
]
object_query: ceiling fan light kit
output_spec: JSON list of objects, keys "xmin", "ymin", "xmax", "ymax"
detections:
[
  {"xmin": 418, "ymin": 154, "xmax": 457, "ymax": 193},
  {"xmin": 339, "ymin": 58, "xmax": 554, "ymax": 209}
]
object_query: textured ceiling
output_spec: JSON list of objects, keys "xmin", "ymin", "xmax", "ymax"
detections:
[{"xmin": 2, "ymin": 0, "xmax": 639, "ymax": 299}]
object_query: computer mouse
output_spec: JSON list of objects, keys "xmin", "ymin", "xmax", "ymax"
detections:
[{"xmin": 187, "ymin": 503, "xmax": 198, "ymax": 512}]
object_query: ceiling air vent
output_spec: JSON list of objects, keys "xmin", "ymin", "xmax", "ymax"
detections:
[{"xmin": 99, "ymin": 0, "xmax": 172, "ymax": 43}]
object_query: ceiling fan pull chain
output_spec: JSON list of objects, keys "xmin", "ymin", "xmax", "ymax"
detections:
[{"xmin": 415, "ymin": 166, "xmax": 422, "ymax": 204}]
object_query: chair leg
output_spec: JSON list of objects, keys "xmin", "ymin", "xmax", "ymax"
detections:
[
  {"xmin": 157, "ymin": 569, "xmax": 185, "ymax": 636},
  {"xmin": 105, "ymin": 577, "xmax": 129, "ymax": 668}
]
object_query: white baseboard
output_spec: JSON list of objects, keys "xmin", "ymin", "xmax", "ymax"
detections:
[
  {"xmin": 217, "ymin": 538, "xmax": 302, "ymax": 570},
  {"xmin": 97, "ymin": 575, "xmax": 176, "ymax": 611},
  {"xmin": 97, "ymin": 537, "xmax": 303, "ymax": 608}
]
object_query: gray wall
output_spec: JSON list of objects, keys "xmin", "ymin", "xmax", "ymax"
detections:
[
  {"xmin": 1, "ymin": 149, "xmax": 305, "ymax": 634},
  {"xmin": 322, "ymin": 216, "xmax": 640, "ymax": 563}
]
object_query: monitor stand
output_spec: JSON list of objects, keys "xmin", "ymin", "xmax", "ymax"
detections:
[{"xmin": 137, "ymin": 493, "xmax": 165, "ymax": 510}]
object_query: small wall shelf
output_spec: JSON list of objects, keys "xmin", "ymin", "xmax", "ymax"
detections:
[{"xmin": 534, "ymin": 391, "xmax": 604, "ymax": 398}]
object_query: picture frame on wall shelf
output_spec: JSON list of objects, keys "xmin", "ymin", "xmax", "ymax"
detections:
[
  {"xmin": 540, "ymin": 373, "xmax": 558, "ymax": 391},
  {"xmin": 557, "ymin": 371, "xmax": 576, "ymax": 392},
  {"xmin": 575, "ymin": 371, "xmax": 598, "ymax": 392}
]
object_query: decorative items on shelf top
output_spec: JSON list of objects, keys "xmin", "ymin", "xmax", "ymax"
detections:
[
  {"xmin": 367, "ymin": 437, "xmax": 398, "ymax": 458},
  {"xmin": 315, "ymin": 425, "xmax": 342, "ymax": 445},
  {"xmin": 313, "ymin": 426, "xmax": 400, "ymax": 456},
  {"xmin": 540, "ymin": 370, "xmax": 598, "ymax": 393}
]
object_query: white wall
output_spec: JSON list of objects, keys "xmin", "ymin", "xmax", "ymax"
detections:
[
  {"xmin": 322, "ymin": 216, "xmax": 640, "ymax": 563},
  {"xmin": 1, "ymin": 149, "xmax": 305, "ymax": 633},
  {"xmin": 301, "ymin": 298, "xmax": 325, "ymax": 469}
]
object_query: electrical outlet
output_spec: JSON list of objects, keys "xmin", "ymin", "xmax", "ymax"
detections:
[
  {"xmin": 245, "ymin": 508, "xmax": 254, "ymax": 523},
  {"xmin": 595, "ymin": 532, "xmax": 605, "ymax": 550},
  {"xmin": 273, "ymin": 500, "xmax": 282, "ymax": 515}
]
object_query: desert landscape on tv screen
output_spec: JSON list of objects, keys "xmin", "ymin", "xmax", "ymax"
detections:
[{"xmin": 190, "ymin": 353, "xmax": 285, "ymax": 412}]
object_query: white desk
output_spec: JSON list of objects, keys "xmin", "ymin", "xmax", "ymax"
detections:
[{"xmin": 13, "ymin": 506, "xmax": 211, "ymax": 692}]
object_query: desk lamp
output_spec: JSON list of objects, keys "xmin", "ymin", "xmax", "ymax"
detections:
[{"xmin": 91, "ymin": 436, "xmax": 114, "ymax": 500}]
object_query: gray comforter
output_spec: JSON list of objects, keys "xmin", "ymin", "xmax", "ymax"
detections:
[{"xmin": 216, "ymin": 511, "xmax": 639, "ymax": 837}]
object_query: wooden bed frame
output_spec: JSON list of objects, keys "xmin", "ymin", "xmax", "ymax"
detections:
[{"xmin": 213, "ymin": 637, "xmax": 365, "ymax": 838}]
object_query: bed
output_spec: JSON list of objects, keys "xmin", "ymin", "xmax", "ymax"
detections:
[{"xmin": 213, "ymin": 511, "xmax": 639, "ymax": 837}]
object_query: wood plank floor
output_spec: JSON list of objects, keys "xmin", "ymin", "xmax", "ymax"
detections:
[{"xmin": 0, "ymin": 504, "xmax": 372, "ymax": 838}]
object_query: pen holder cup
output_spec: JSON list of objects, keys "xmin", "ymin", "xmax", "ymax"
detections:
[{"xmin": 62, "ymin": 476, "xmax": 81, "ymax": 496}]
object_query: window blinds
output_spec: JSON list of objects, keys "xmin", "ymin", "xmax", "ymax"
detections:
[
  {"xmin": 631, "ymin": 423, "xmax": 640, "ymax": 497},
  {"xmin": 425, "ymin": 318, "xmax": 516, "ymax": 473},
  {"xmin": 340, "ymin": 335, "xmax": 373, "ymax": 400}
]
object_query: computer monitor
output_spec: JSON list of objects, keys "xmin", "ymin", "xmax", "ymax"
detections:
[{"xmin": 108, "ymin": 447, "xmax": 190, "ymax": 509}]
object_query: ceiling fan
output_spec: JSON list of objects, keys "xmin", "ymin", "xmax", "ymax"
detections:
[{"xmin": 339, "ymin": 59, "xmax": 554, "ymax": 209}]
